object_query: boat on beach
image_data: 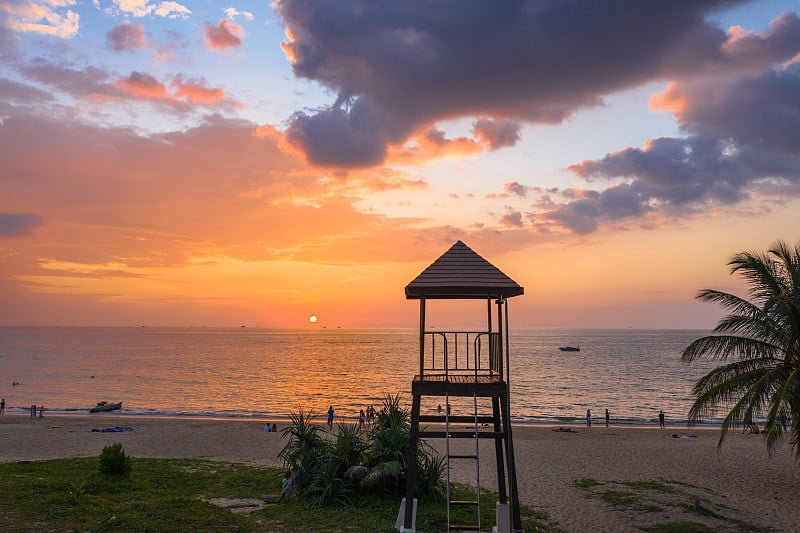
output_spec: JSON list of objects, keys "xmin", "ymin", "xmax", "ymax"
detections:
[
  {"xmin": 558, "ymin": 345, "xmax": 580, "ymax": 352},
  {"xmin": 89, "ymin": 401, "xmax": 122, "ymax": 413}
]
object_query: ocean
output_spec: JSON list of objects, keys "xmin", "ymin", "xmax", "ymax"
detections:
[{"xmin": 0, "ymin": 327, "xmax": 725, "ymax": 426}]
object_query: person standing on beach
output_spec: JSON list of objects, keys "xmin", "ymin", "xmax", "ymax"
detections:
[
  {"xmin": 586, "ymin": 409, "xmax": 592, "ymax": 427},
  {"xmin": 0, "ymin": 398, "xmax": 4, "ymax": 414},
  {"xmin": 605, "ymin": 409, "xmax": 609, "ymax": 428},
  {"xmin": 659, "ymin": 410, "xmax": 665, "ymax": 429},
  {"xmin": 327, "ymin": 405, "xmax": 334, "ymax": 430}
]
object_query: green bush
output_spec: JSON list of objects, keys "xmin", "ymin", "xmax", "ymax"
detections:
[
  {"xmin": 279, "ymin": 394, "xmax": 444, "ymax": 506},
  {"xmin": 98, "ymin": 443, "xmax": 132, "ymax": 478}
]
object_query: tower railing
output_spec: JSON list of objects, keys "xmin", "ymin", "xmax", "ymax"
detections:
[{"xmin": 421, "ymin": 331, "xmax": 502, "ymax": 379}]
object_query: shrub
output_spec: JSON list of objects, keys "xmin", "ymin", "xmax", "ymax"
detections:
[
  {"xmin": 280, "ymin": 394, "xmax": 444, "ymax": 506},
  {"xmin": 98, "ymin": 443, "xmax": 131, "ymax": 478}
]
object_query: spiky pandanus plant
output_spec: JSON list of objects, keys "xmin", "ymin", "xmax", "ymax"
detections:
[
  {"xmin": 280, "ymin": 396, "xmax": 445, "ymax": 505},
  {"xmin": 682, "ymin": 240, "xmax": 800, "ymax": 457},
  {"xmin": 278, "ymin": 409, "xmax": 331, "ymax": 495}
]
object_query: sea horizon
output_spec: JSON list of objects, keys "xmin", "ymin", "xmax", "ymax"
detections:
[{"xmin": 0, "ymin": 326, "xmax": 725, "ymax": 427}]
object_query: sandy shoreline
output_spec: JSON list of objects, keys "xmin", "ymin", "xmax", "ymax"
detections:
[{"xmin": 2, "ymin": 414, "xmax": 798, "ymax": 532}]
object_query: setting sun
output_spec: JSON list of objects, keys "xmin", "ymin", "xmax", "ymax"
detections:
[{"xmin": 309, "ymin": 315, "xmax": 318, "ymax": 323}]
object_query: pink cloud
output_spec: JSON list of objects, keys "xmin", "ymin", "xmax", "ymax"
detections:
[
  {"xmin": 203, "ymin": 19, "xmax": 243, "ymax": 50},
  {"xmin": 172, "ymin": 78, "xmax": 225, "ymax": 105},
  {"xmin": 115, "ymin": 71, "xmax": 170, "ymax": 101},
  {"xmin": 386, "ymin": 127, "xmax": 482, "ymax": 166},
  {"xmin": 112, "ymin": 71, "xmax": 234, "ymax": 108}
]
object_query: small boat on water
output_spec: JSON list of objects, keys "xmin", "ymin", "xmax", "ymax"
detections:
[
  {"xmin": 559, "ymin": 345, "xmax": 580, "ymax": 352},
  {"xmin": 89, "ymin": 401, "xmax": 122, "ymax": 413}
]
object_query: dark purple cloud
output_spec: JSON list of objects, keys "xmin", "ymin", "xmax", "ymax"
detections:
[
  {"xmin": 275, "ymin": 0, "xmax": 800, "ymax": 167},
  {"xmin": 0, "ymin": 214, "xmax": 44, "ymax": 237},
  {"xmin": 504, "ymin": 182, "xmax": 532, "ymax": 198},
  {"xmin": 0, "ymin": 20, "xmax": 19, "ymax": 60},
  {"xmin": 473, "ymin": 118, "xmax": 521, "ymax": 150},
  {"xmin": 499, "ymin": 210, "xmax": 524, "ymax": 228},
  {"xmin": 18, "ymin": 59, "xmax": 117, "ymax": 99},
  {"xmin": 0, "ymin": 78, "xmax": 53, "ymax": 103},
  {"xmin": 552, "ymin": 63, "xmax": 800, "ymax": 233},
  {"xmin": 106, "ymin": 22, "xmax": 146, "ymax": 51},
  {"xmin": 657, "ymin": 64, "xmax": 800, "ymax": 153},
  {"xmin": 283, "ymin": 98, "xmax": 395, "ymax": 167}
]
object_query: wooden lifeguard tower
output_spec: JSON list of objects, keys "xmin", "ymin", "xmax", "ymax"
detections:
[{"xmin": 398, "ymin": 241, "xmax": 524, "ymax": 533}]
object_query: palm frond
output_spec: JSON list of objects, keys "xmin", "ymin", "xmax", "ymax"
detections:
[
  {"xmin": 684, "ymin": 239, "xmax": 800, "ymax": 458},
  {"xmin": 687, "ymin": 359, "xmax": 779, "ymax": 425},
  {"xmin": 762, "ymin": 368, "xmax": 799, "ymax": 455},
  {"xmin": 695, "ymin": 289, "xmax": 762, "ymax": 316},
  {"xmin": 728, "ymin": 250, "xmax": 786, "ymax": 305},
  {"xmin": 681, "ymin": 335, "xmax": 780, "ymax": 362}
]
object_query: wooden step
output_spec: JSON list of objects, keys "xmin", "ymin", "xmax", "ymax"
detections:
[
  {"xmin": 448, "ymin": 454, "xmax": 478, "ymax": 460},
  {"xmin": 419, "ymin": 415, "xmax": 495, "ymax": 424},
  {"xmin": 418, "ymin": 430, "xmax": 503, "ymax": 439},
  {"xmin": 449, "ymin": 500, "xmax": 479, "ymax": 506}
]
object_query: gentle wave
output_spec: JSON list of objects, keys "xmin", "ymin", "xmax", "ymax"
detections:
[{"xmin": 0, "ymin": 327, "xmax": 725, "ymax": 426}]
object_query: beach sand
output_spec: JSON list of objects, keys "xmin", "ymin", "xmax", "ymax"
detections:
[{"xmin": 1, "ymin": 415, "xmax": 798, "ymax": 532}]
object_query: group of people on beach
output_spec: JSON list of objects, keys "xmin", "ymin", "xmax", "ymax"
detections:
[
  {"xmin": 585, "ymin": 408, "xmax": 613, "ymax": 428},
  {"xmin": 584, "ymin": 408, "xmax": 668, "ymax": 428},
  {"xmin": 326, "ymin": 404, "xmax": 376, "ymax": 431}
]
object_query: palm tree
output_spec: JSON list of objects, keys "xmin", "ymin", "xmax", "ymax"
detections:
[{"xmin": 682, "ymin": 239, "xmax": 800, "ymax": 457}]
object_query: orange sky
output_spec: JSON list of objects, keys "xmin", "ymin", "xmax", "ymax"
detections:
[{"xmin": 2, "ymin": 1, "xmax": 800, "ymax": 327}]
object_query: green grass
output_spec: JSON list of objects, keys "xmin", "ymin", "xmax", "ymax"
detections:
[
  {"xmin": 620, "ymin": 480, "xmax": 681, "ymax": 495},
  {"xmin": 641, "ymin": 521, "xmax": 717, "ymax": 533},
  {"xmin": 0, "ymin": 457, "xmax": 556, "ymax": 532},
  {"xmin": 598, "ymin": 490, "xmax": 662, "ymax": 513},
  {"xmin": 574, "ymin": 478, "xmax": 771, "ymax": 533},
  {"xmin": 572, "ymin": 478, "xmax": 603, "ymax": 489}
]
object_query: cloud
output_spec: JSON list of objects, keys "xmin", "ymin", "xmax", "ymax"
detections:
[
  {"xmin": 18, "ymin": 58, "xmax": 118, "ymax": 99},
  {"xmin": 274, "ymin": 1, "xmax": 800, "ymax": 168},
  {"xmin": 203, "ymin": 18, "xmax": 243, "ymax": 50},
  {"xmin": 111, "ymin": 0, "xmax": 190, "ymax": 18},
  {"xmin": 115, "ymin": 71, "xmax": 170, "ymax": 100},
  {"xmin": 553, "ymin": 62, "xmax": 800, "ymax": 233},
  {"xmin": 504, "ymin": 182, "xmax": 532, "ymax": 198},
  {"xmin": 651, "ymin": 65, "xmax": 800, "ymax": 153},
  {"xmin": 0, "ymin": 214, "xmax": 44, "ymax": 237},
  {"xmin": 0, "ymin": 21, "xmax": 19, "ymax": 59},
  {"xmin": 499, "ymin": 209, "xmax": 523, "ymax": 228},
  {"xmin": 387, "ymin": 127, "xmax": 482, "ymax": 165},
  {"xmin": 11, "ymin": 53, "xmax": 238, "ymax": 113},
  {"xmin": 282, "ymin": 99, "xmax": 392, "ymax": 167},
  {"xmin": 0, "ymin": 78, "xmax": 53, "ymax": 103},
  {"xmin": 154, "ymin": 1, "xmax": 189, "ymax": 18},
  {"xmin": 0, "ymin": 108, "xmax": 456, "ymax": 274},
  {"xmin": 106, "ymin": 21, "xmax": 146, "ymax": 51},
  {"xmin": 224, "ymin": 7, "xmax": 253, "ymax": 22},
  {"xmin": 112, "ymin": 71, "xmax": 236, "ymax": 108},
  {"xmin": 0, "ymin": 0, "xmax": 80, "ymax": 38},
  {"xmin": 546, "ymin": 184, "xmax": 653, "ymax": 234},
  {"xmin": 113, "ymin": 0, "xmax": 152, "ymax": 17},
  {"xmin": 171, "ymin": 77, "xmax": 226, "ymax": 105},
  {"xmin": 472, "ymin": 118, "xmax": 521, "ymax": 150}
]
